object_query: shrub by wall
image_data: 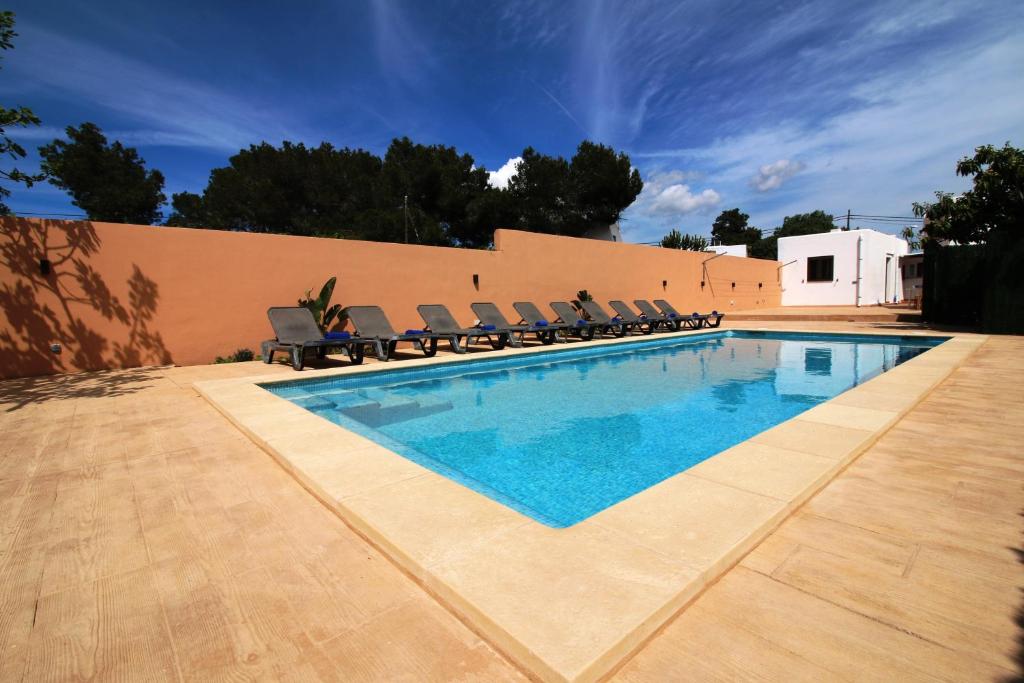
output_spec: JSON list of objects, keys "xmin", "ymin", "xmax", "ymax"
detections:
[{"xmin": 922, "ymin": 240, "xmax": 1024, "ymax": 333}]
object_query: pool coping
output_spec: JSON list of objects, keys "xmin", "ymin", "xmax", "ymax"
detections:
[{"xmin": 195, "ymin": 327, "xmax": 988, "ymax": 682}]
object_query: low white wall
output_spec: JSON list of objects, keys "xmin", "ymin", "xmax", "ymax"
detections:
[
  {"xmin": 709, "ymin": 244, "xmax": 747, "ymax": 257},
  {"xmin": 779, "ymin": 230, "xmax": 908, "ymax": 306}
]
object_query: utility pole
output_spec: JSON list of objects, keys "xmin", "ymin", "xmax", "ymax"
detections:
[
  {"xmin": 846, "ymin": 209, "xmax": 851, "ymax": 231},
  {"xmin": 403, "ymin": 195, "xmax": 409, "ymax": 244}
]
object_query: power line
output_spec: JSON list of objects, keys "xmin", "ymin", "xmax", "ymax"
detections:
[
  {"xmin": 9, "ymin": 211, "xmax": 88, "ymax": 218},
  {"xmin": 847, "ymin": 213, "xmax": 922, "ymax": 220}
]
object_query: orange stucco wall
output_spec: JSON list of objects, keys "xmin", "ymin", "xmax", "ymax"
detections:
[{"xmin": 0, "ymin": 217, "xmax": 781, "ymax": 379}]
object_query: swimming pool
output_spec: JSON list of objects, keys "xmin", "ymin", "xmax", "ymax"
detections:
[{"xmin": 264, "ymin": 331, "xmax": 945, "ymax": 527}]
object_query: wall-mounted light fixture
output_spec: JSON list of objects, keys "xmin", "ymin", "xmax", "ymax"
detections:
[
  {"xmin": 662, "ymin": 279, "xmax": 667, "ymax": 289},
  {"xmin": 700, "ymin": 280, "xmax": 705, "ymax": 289},
  {"xmin": 758, "ymin": 282, "xmax": 763, "ymax": 289},
  {"xmin": 731, "ymin": 282, "xmax": 736, "ymax": 289},
  {"xmin": 472, "ymin": 273, "xmax": 479, "ymax": 289},
  {"xmin": 40, "ymin": 258, "xmax": 51, "ymax": 276}
]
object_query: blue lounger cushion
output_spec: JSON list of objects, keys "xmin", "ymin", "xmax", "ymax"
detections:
[
  {"xmin": 404, "ymin": 329, "xmax": 425, "ymax": 335},
  {"xmin": 324, "ymin": 331, "xmax": 352, "ymax": 340},
  {"xmin": 481, "ymin": 324, "xmax": 497, "ymax": 331},
  {"xmin": 535, "ymin": 320, "xmax": 548, "ymax": 327}
]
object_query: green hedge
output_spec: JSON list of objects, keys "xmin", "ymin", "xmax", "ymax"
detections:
[{"xmin": 923, "ymin": 240, "xmax": 1024, "ymax": 333}]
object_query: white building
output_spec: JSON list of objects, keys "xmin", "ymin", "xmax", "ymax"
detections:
[
  {"xmin": 582, "ymin": 222, "xmax": 623, "ymax": 242},
  {"xmin": 708, "ymin": 244, "xmax": 747, "ymax": 257},
  {"xmin": 778, "ymin": 229, "xmax": 909, "ymax": 306}
]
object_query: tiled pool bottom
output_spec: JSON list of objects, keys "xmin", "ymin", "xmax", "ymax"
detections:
[{"xmin": 263, "ymin": 331, "xmax": 945, "ymax": 527}]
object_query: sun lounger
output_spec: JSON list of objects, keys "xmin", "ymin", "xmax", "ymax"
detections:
[
  {"xmin": 261, "ymin": 306, "xmax": 374, "ymax": 371},
  {"xmin": 549, "ymin": 301, "xmax": 604, "ymax": 340},
  {"xmin": 512, "ymin": 302, "xmax": 568, "ymax": 344},
  {"xmin": 654, "ymin": 299, "xmax": 723, "ymax": 329},
  {"xmin": 633, "ymin": 299, "xmax": 686, "ymax": 331},
  {"xmin": 345, "ymin": 305, "xmax": 455, "ymax": 361},
  {"xmin": 471, "ymin": 302, "xmax": 549, "ymax": 347},
  {"xmin": 607, "ymin": 300, "xmax": 656, "ymax": 334},
  {"xmin": 417, "ymin": 304, "xmax": 509, "ymax": 352},
  {"xmin": 578, "ymin": 300, "xmax": 631, "ymax": 337}
]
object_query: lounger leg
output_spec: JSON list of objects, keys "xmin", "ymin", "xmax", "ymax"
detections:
[
  {"xmin": 450, "ymin": 335, "xmax": 466, "ymax": 354},
  {"xmin": 349, "ymin": 343, "xmax": 365, "ymax": 365},
  {"xmin": 423, "ymin": 338, "xmax": 438, "ymax": 357},
  {"xmin": 387, "ymin": 340, "xmax": 398, "ymax": 360},
  {"xmin": 493, "ymin": 334, "xmax": 508, "ymax": 350},
  {"xmin": 261, "ymin": 341, "xmax": 274, "ymax": 364},
  {"xmin": 615, "ymin": 324, "xmax": 627, "ymax": 338},
  {"xmin": 290, "ymin": 347, "xmax": 304, "ymax": 371}
]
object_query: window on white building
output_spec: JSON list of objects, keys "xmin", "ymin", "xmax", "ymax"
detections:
[{"xmin": 807, "ymin": 255, "xmax": 834, "ymax": 282}]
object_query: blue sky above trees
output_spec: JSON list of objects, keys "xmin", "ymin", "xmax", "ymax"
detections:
[{"xmin": 4, "ymin": 0, "xmax": 1023, "ymax": 242}]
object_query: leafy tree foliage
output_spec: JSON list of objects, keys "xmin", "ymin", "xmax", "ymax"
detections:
[
  {"xmin": 747, "ymin": 234, "xmax": 778, "ymax": 260},
  {"xmin": 169, "ymin": 141, "xmax": 384, "ymax": 236},
  {"xmin": 710, "ymin": 208, "xmax": 761, "ymax": 246},
  {"xmin": 0, "ymin": 11, "xmax": 45, "ymax": 214},
  {"xmin": 168, "ymin": 138, "xmax": 643, "ymax": 247},
  {"xmin": 900, "ymin": 226, "xmax": 921, "ymax": 251},
  {"xmin": 39, "ymin": 123, "xmax": 166, "ymax": 224},
  {"xmin": 777, "ymin": 210, "xmax": 835, "ymax": 236},
  {"xmin": 745, "ymin": 210, "xmax": 835, "ymax": 260},
  {"xmin": 913, "ymin": 143, "xmax": 1024, "ymax": 246},
  {"xmin": 565, "ymin": 140, "xmax": 643, "ymax": 230},
  {"xmin": 660, "ymin": 229, "xmax": 708, "ymax": 251}
]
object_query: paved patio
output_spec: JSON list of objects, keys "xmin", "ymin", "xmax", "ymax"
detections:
[{"xmin": 0, "ymin": 322, "xmax": 1020, "ymax": 681}]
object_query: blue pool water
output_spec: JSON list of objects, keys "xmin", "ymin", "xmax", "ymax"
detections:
[{"xmin": 264, "ymin": 331, "xmax": 945, "ymax": 527}]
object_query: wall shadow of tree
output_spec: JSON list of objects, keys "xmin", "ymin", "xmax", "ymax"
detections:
[{"xmin": 0, "ymin": 218, "xmax": 172, "ymax": 407}]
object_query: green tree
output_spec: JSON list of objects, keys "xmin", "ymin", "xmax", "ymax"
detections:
[
  {"xmin": 660, "ymin": 229, "xmax": 708, "ymax": 251},
  {"xmin": 567, "ymin": 141, "xmax": 643, "ymax": 231},
  {"xmin": 900, "ymin": 226, "xmax": 922, "ymax": 251},
  {"xmin": 506, "ymin": 146, "xmax": 572, "ymax": 234},
  {"xmin": 913, "ymin": 143, "xmax": 1024, "ymax": 246},
  {"xmin": 0, "ymin": 11, "xmax": 45, "ymax": 214},
  {"xmin": 777, "ymin": 210, "xmax": 835, "ymax": 236},
  {"xmin": 165, "ymin": 191, "xmax": 207, "ymax": 228},
  {"xmin": 378, "ymin": 137, "xmax": 491, "ymax": 247},
  {"xmin": 506, "ymin": 141, "xmax": 642, "ymax": 237},
  {"xmin": 748, "ymin": 210, "xmax": 835, "ymax": 260},
  {"xmin": 710, "ymin": 208, "xmax": 761, "ymax": 246},
  {"xmin": 168, "ymin": 141, "xmax": 382, "ymax": 236},
  {"xmin": 166, "ymin": 136, "xmax": 642, "ymax": 247},
  {"xmin": 747, "ymin": 234, "xmax": 777, "ymax": 260},
  {"xmin": 39, "ymin": 123, "xmax": 166, "ymax": 224}
]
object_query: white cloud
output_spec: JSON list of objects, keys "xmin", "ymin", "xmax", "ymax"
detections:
[
  {"xmin": 488, "ymin": 157, "xmax": 522, "ymax": 189},
  {"xmin": 751, "ymin": 159, "xmax": 805, "ymax": 192},
  {"xmin": 650, "ymin": 184, "xmax": 721, "ymax": 215},
  {"xmin": 627, "ymin": 169, "xmax": 721, "ymax": 218}
]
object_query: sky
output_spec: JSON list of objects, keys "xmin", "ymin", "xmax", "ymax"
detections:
[{"xmin": 2, "ymin": 0, "xmax": 1023, "ymax": 243}]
